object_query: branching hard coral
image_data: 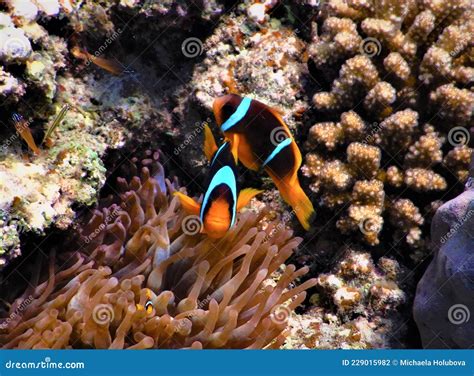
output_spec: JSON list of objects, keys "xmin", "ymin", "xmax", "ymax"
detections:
[
  {"xmin": 337, "ymin": 180, "xmax": 385, "ymax": 245},
  {"xmin": 304, "ymin": 0, "xmax": 473, "ymax": 249},
  {"xmin": 429, "ymin": 84, "xmax": 474, "ymax": 126},
  {"xmin": 347, "ymin": 142, "xmax": 381, "ymax": 179},
  {"xmin": 0, "ymin": 153, "xmax": 316, "ymax": 349},
  {"xmin": 388, "ymin": 198, "xmax": 424, "ymax": 248},
  {"xmin": 404, "ymin": 125, "xmax": 443, "ymax": 168},
  {"xmin": 443, "ymin": 145, "xmax": 473, "ymax": 182}
]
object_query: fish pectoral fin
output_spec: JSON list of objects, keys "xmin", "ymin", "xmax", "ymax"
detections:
[
  {"xmin": 173, "ymin": 192, "xmax": 201, "ymax": 215},
  {"xmin": 226, "ymin": 134, "xmax": 240, "ymax": 164},
  {"xmin": 136, "ymin": 304, "xmax": 144, "ymax": 311},
  {"xmin": 237, "ymin": 188, "xmax": 263, "ymax": 211},
  {"xmin": 203, "ymin": 124, "xmax": 218, "ymax": 162}
]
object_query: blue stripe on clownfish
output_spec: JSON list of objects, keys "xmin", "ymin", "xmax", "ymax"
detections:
[
  {"xmin": 262, "ymin": 137, "xmax": 293, "ymax": 168},
  {"xmin": 200, "ymin": 165, "xmax": 237, "ymax": 226},
  {"xmin": 211, "ymin": 142, "xmax": 229, "ymax": 166},
  {"xmin": 221, "ymin": 97, "xmax": 252, "ymax": 131}
]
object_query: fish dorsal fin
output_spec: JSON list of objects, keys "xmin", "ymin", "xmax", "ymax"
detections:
[
  {"xmin": 173, "ymin": 192, "xmax": 200, "ymax": 215},
  {"xmin": 236, "ymin": 188, "xmax": 263, "ymax": 211},
  {"xmin": 203, "ymin": 124, "xmax": 218, "ymax": 162}
]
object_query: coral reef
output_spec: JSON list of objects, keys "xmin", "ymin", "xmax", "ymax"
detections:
[
  {"xmin": 0, "ymin": 1, "xmax": 176, "ymax": 267},
  {"xmin": 0, "ymin": 1, "xmax": 71, "ymax": 103},
  {"xmin": 70, "ymin": 0, "xmax": 224, "ymax": 36},
  {"xmin": 0, "ymin": 78, "xmax": 113, "ymax": 267},
  {"xmin": 286, "ymin": 249, "xmax": 407, "ymax": 349},
  {"xmin": 0, "ymin": 0, "xmax": 472, "ymax": 350},
  {"xmin": 413, "ymin": 156, "xmax": 474, "ymax": 349},
  {"xmin": 0, "ymin": 3, "xmax": 107, "ymax": 266},
  {"xmin": 192, "ymin": 14, "xmax": 309, "ymax": 130},
  {"xmin": 303, "ymin": 0, "xmax": 473, "ymax": 251},
  {"xmin": 0, "ymin": 153, "xmax": 316, "ymax": 349}
]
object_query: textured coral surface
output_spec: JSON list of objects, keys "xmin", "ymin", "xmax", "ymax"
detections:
[
  {"xmin": 287, "ymin": 249, "xmax": 407, "ymax": 349},
  {"xmin": 304, "ymin": 0, "xmax": 473, "ymax": 252},
  {"xmin": 414, "ymin": 161, "xmax": 474, "ymax": 348}
]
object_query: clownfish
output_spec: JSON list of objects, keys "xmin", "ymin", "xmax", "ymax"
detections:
[
  {"xmin": 212, "ymin": 94, "xmax": 315, "ymax": 230},
  {"xmin": 174, "ymin": 125, "xmax": 262, "ymax": 238},
  {"xmin": 136, "ymin": 289, "xmax": 154, "ymax": 315}
]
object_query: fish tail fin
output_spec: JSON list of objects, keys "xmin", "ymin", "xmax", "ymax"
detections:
[
  {"xmin": 173, "ymin": 192, "xmax": 200, "ymax": 215},
  {"xmin": 203, "ymin": 124, "xmax": 218, "ymax": 162},
  {"xmin": 237, "ymin": 188, "xmax": 263, "ymax": 211},
  {"xmin": 271, "ymin": 174, "xmax": 315, "ymax": 230}
]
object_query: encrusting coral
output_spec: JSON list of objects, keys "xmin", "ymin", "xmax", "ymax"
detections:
[
  {"xmin": 414, "ymin": 156, "xmax": 474, "ymax": 348},
  {"xmin": 0, "ymin": 1, "xmax": 73, "ymax": 103},
  {"xmin": 0, "ymin": 152, "xmax": 316, "ymax": 349},
  {"xmin": 286, "ymin": 249, "xmax": 407, "ymax": 349},
  {"xmin": 303, "ymin": 0, "xmax": 473, "ymax": 250},
  {"xmin": 0, "ymin": 3, "xmax": 110, "ymax": 267}
]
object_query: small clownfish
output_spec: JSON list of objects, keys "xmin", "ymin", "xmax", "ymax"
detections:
[
  {"xmin": 136, "ymin": 289, "xmax": 154, "ymax": 315},
  {"xmin": 174, "ymin": 125, "xmax": 263, "ymax": 239},
  {"xmin": 212, "ymin": 94, "xmax": 315, "ymax": 230}
]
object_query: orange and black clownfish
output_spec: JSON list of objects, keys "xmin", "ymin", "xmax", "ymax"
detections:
[
  {"xmin": 136, "ymin": 289, "xmax": 154, "ymax": 315},
  {"xmin": 212, "ymin": 94, "xmax": 315, "ymax": 230},
  {"xmin": 174, "ymin": 125, "xmax": 262, "ymax": 239}
]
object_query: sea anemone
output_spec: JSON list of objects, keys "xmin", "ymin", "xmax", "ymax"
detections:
[{"xmin": 0, "ymin": 151, "xmax": 316, "ymax": 349}]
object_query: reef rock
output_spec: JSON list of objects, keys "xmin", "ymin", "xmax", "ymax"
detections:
[
  {"xmin": 287, "ymin": 248, "xmax": 407, "ymax": 349},
  {"xmin": 414, "ymin": 156, "xmax": 474, "ymax": 348}
]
